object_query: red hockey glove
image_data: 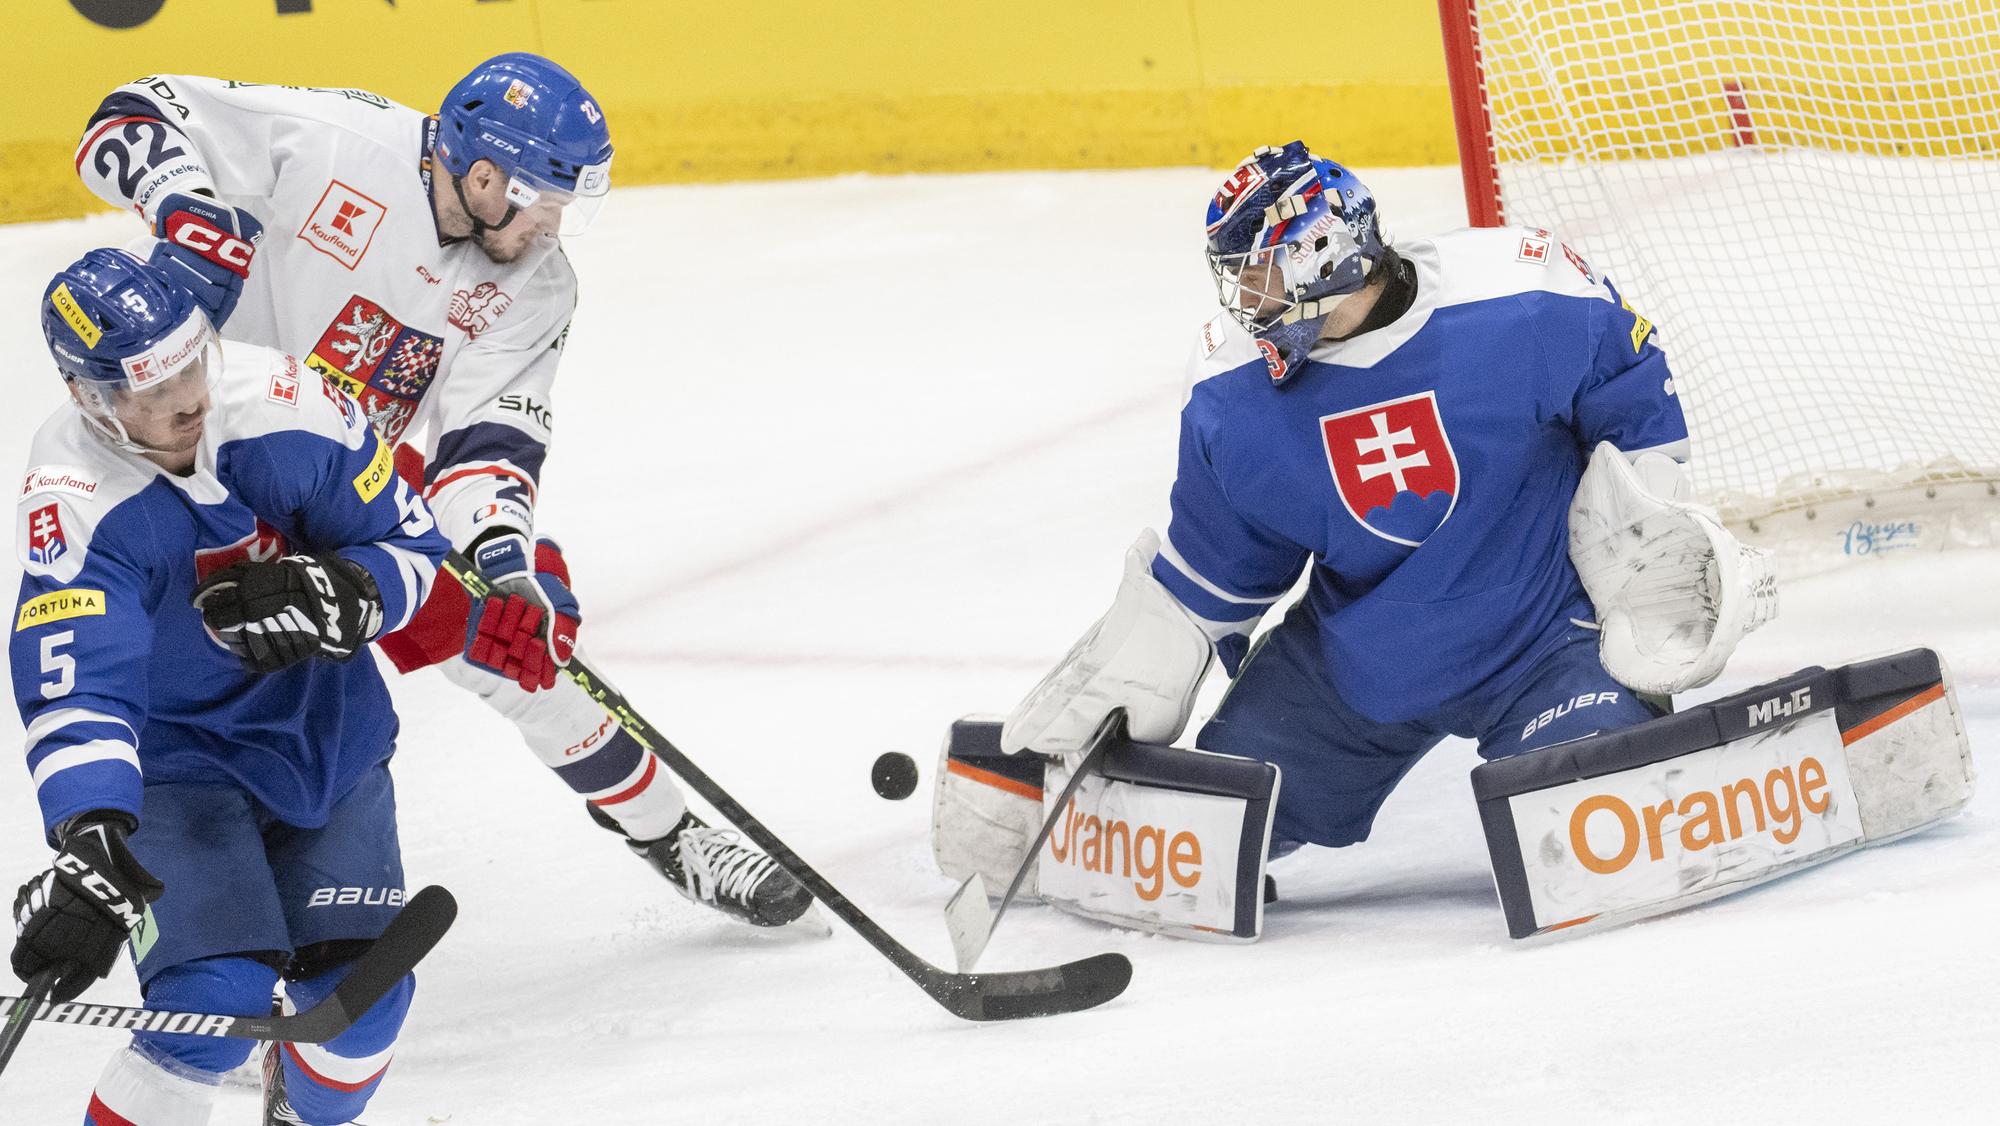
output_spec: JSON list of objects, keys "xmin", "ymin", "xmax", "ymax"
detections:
[{"xmin": 464, "ymin": 535, "xmax": 580, "ymax": 692}]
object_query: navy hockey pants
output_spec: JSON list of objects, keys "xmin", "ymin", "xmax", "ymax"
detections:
[
  {"xmin": 1196, "ymin": 603, "xmax": 1660, "ymax": 851},
  {"xmin": 100, "ymin": 763, "xmax": 413, "ymax": 1123}
]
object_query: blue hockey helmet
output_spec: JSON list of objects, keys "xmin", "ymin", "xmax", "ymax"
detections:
[
  {"xmin": 437, "ymin": 52, "xmax": 614, "ymax": 236},
  {"xmin": 1205, "ymin": 142, "xmax": 1385, "ymax": 384},
  {"xmin": 42, "ymin": 248, "xmax": 219, "ymax": 448}
]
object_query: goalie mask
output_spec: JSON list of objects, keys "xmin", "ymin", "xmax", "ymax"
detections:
[
  {"xmin": 42, "ymin": 248, "xmax": 220, "ymax": 455},
  {"xmin": 1205, "ymin": 142, "xmax": 1384, "ymax": 385}
]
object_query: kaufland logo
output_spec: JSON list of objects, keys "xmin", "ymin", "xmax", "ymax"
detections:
[
  {"xmin": 21, "ymin": 469, "xmax": 96, "ymax": 498},
  {"xmin": 298, "ymin": 181, "xmax": 386, "ymax": 271},
  {"xmin": 331, "ymin": 200, "xmax": 367, "ymax": 236}
]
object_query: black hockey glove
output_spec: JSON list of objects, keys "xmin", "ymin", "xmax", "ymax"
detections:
[
  {"xmin": 12, "ymin": 813, "xmax": 164, "ymax": 1003},
  {"xmin": 192, "ymin": 553, "xmax": 384, "ymax": 673}
]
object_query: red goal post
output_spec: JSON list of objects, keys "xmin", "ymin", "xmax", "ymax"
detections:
[{"xmin": 1437, "ymin": 0, "xmax": 2000, "ymax": 571}]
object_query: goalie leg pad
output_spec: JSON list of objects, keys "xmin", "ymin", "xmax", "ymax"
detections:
[
  {"xmin": 1037, "ymin": 737, "xmax": 1279, "ymax": 943},
  {"xmin": 933, "ymin": 717, "xmax": 1279, "ymax": 942},
  {"xmin": 1474, "ymin": 648, "xmax": 1973, "ymax": 939},
  {"xmin": 932, "ymin": 717, "xmax": 1049, "ymax": 897}
]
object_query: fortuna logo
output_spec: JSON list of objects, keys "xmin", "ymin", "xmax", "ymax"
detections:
[
  {"xmin": 15, "ymin": 588, "xmax": 105, "ymax": 631},
  {"xmin": 1045, "ymin": 797, "xmax": 1203, "ymax": 902},
  {"xmin": 306, "ymin": 886, "xmax": 407, "ymax": 908},
  {"xmin": 1568, "ymin": 754, "xmax": 1834, "ymax": 875},
  {"xmin": 1746, "ymin": 687, "xmax": 1814, "ymax": 728},
  {"xmin": 331, "ymin": 200, "xmax": 367, "ymax": 236}
]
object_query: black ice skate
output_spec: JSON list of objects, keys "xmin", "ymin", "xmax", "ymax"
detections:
[
  {"xmin": 261, "ymin": 1042, "xmax": 308, "ymax": 1126},
  {"xmin": 588, "ymin": 804, "xmax": 815, "ymax": 928}
]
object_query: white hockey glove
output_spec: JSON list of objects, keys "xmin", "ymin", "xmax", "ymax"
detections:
[
  {"xmin": 1568, "ymin": 442, "xmax": 1777, "ymax": 695},
  {"xmin": 1001, "ymin": 530, "xmax": 1214, "ymax": 766}
]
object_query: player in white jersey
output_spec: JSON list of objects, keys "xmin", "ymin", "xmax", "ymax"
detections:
[{"xmin": 75, "ymin": 54, "xmax": 812, "ymax": 928}]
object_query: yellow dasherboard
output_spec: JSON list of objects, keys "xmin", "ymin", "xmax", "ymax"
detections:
[{"xmin": 6, "ymin": 0, "xmax": 1457, "ymax": 225}]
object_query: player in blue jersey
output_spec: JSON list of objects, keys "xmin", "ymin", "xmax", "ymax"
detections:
[
  {"xmin": 8, "ymin": 250, "xmax": 452, "ymax": 1125},
  {"xmin": 1001, "ymin": 142, "xmax": 1774, "ymax": 865}
]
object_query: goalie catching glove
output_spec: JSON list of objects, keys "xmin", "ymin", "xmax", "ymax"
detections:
[
  {"xmin": 193, "ymin": 554, "xmax": 384, "ymax": 673},
  {"xmin": 1568, "ymin": 442, "xmax": 1777, "ymax": 695},
  {"xmin": 464, "ymin": 534, "xmax": 580, "ymax": 692},
  {"xmin": 1002, "ymin": 529, "xmax": 1214, "ymax": 765}
]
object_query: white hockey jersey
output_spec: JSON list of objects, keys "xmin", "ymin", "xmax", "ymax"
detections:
[{"xmin": 76, "ymin": 76, "xmax": 571, "ymax": 552}]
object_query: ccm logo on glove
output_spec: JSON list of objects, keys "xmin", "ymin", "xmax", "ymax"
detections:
[{"xmin": 162, "ymin": 211, "xmax": 254, "ymax": 276}]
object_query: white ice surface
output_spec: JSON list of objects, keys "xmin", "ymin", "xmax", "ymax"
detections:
[{"xmin": 0, "ymin": 168, "xmax": 1995, "ymax": 1124}]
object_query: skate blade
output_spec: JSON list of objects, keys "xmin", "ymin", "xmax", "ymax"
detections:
[{"xmin": 779, "ymin": 902, "xmax": 834, "ymax": 939}]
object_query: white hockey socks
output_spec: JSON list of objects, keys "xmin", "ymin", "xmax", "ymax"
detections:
[
  {"xmin": 86, "ymin": 1043, "xmax": 220, "ymax": 1126},
  {"xmin": 440, "ymin": 657, "xmax": 687, "ymax": 840}
]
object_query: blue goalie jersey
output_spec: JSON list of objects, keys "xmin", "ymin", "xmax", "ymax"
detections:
[
  {"xmin": 1154, "ymin": 227, "xmax": 1689, "ymax": 725},
  {"xmin": 12, "ymin": 342, "xmax": 449, "ymax": 839}
]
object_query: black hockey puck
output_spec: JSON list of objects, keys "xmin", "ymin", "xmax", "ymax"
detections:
[{"xmin": 871, "ymin": 752, "xmax": 919, "ymax": 801}]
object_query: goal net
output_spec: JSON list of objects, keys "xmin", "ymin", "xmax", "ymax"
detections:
[{"xmin": 1440, "ymin": 0, "xmax": 2000, "ymax": 566}]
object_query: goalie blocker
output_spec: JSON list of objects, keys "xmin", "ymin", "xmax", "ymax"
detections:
[
  {"xmin": 933, "ymin": 718, "xmax": 1278, "ymax": 942},
  {"xmin": 1477, "ymin": 648, "xmax": 1974, "ymax": 939}
]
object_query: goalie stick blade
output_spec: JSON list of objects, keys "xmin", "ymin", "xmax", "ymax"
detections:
[
  {"xmin": 0, "ymin": 886, "xmax": 457, "ymax": 1045},
  {"xmin": 926, "ymin": 952, "xmax": 1134, "ymax": 1022},
  {"xmin": 941, "ymin": 714, "xmax": 1120, "ymax": 973},
  {"xmin": 943, "ymin": 872, "xmax": 995, "ymax": 973}
]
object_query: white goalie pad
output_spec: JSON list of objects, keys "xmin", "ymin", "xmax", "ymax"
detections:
[
  {"xmin": 932, "ymin": 717, "xmax": 1279, "ymax": 943},
  {"xmin": 1001, "ymin": 529, "xmax": 1214, "ymax": 762},
  {"xmin": 932, "ymin": 716, "xmax": 1049, "ymax": 899},
  {"xmin": 1474, "ymin": 648, "xmax": 1974, "ymax": 939},
  {"xmin": 1569, "ymin": 442, "xmax": 1778, "ymax": 694}
]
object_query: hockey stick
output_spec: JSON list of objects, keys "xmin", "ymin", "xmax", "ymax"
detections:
[
  {"xmin": 0, "ymin": 966, "xmax": 60, "ymax": 1077},
  {"xmin": 443, "ymin": 553, "xmax": 1131, "ymax": 1022},
  {"xmin": 0, "ymin": 886, "xmax": 456, "ymax": 1045},
  {"xmin": 943, "ymin": 713, "xmax": 1121, "ymax": 972}
]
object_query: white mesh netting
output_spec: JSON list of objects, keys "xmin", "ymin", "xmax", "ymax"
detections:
[{"xmin": 1465, "ymin": 0, "xmax": 2000, "ymax": 532}]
